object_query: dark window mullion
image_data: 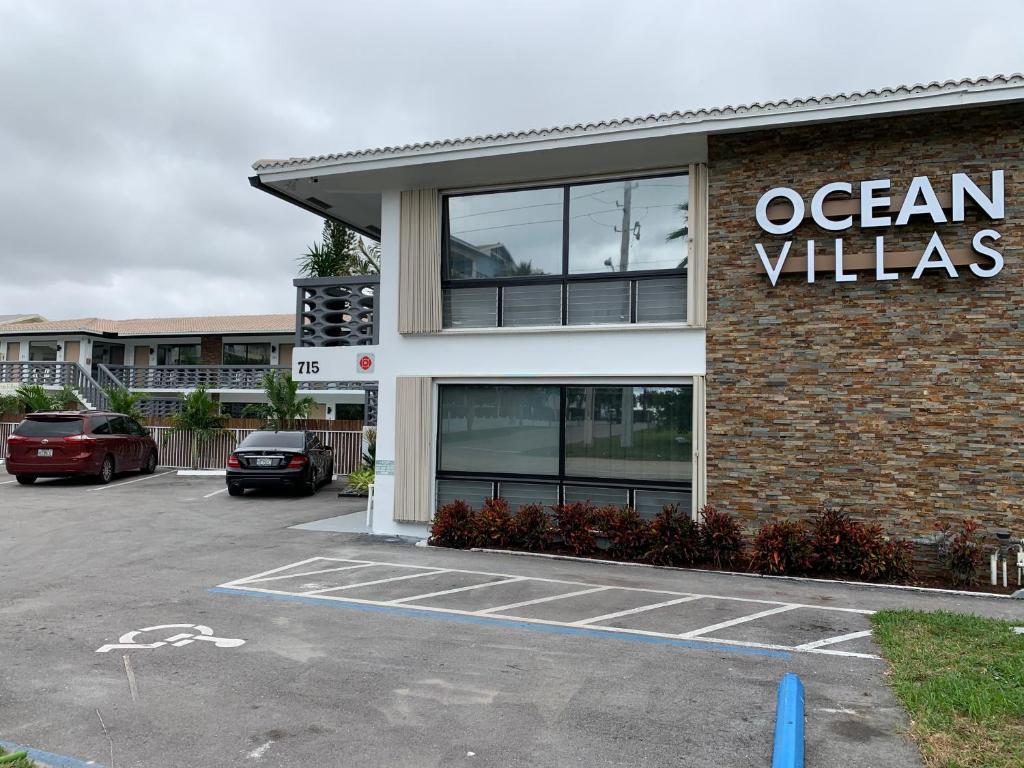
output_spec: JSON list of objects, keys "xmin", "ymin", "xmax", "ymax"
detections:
[
  {"xmin": 496, "ymin": 285, "xmax": 504, "ymax": 327},
  {"xmin": 558, "ymin": 384, "xmax": 566, "ymax": 478},
  {"xmin": 629, "ymin": 280, "xmax": 638, "ymax": 324},
  {"xmin": 561, "ymin": 187, "xmax": 570, "ymax": 325}
]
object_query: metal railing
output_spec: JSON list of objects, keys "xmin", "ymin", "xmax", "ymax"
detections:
[
  {"xmin": 0, "ymin": 361, "xmax": 109, "ymax": 410},
  {"xmin": 101, "ymin": 365, "xmax": 361, "ymax": 392},
  {"xmin": 294, "ymin": 276, "xmax": 378, "ymax": 347}
]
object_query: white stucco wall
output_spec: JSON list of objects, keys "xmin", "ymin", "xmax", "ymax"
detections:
[{"xmin": 294, "ymin": 190, "xmax": 706, "ymax": 537}]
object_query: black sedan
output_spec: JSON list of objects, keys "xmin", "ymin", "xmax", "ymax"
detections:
[{"xmin": 226, "ymin": 430, "xmax": 334, "ymax": 496}]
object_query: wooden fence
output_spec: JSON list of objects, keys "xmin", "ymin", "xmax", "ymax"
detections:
[{"xmin": 0, "ymin": 423, "xmax": 365, "ymax": 476}]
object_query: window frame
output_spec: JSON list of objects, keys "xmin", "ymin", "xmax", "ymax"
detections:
[
  {"xmin": 434, "ymin": 382, "xmax": 694, "ymax": 506},
  {"xmin": 156, "ymin": 344, "xmax": 201, "ymax": 366},
  {"xmin": 222, "ymin": 342, "xmax": 272, "ymax": 366},
  {"xmin": 441, "ymin": 170, "xmax": 689, "ymax": 329}
]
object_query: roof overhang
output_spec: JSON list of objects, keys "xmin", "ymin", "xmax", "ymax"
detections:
[{"xmin": 250, "ymin": 76, "xmax": 1024, "ymax": 235}]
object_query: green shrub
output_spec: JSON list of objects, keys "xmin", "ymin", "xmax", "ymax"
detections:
[{"xmin": 346, "ymin": 468, "xmax": 374, "ymax": 493}]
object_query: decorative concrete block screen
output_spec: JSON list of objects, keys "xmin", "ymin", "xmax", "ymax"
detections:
[{"xmin": 293, "ymin": 276, "xmax": 378, "ymax": 347}]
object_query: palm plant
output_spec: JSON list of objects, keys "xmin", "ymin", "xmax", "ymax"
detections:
[
  {"xmin": 103, "ymin": 386, "xmax": 148, "ymax": 422},
  {"xmin": 296, "ymin": 242, "xmax": 347, "ymax": 278},
  {"xmin": 244, "ymin": 370, "xmax": 315, "ymax": 431},
  {"xmin": 666, "ymin": 202, "xmax": 689, "ymax": 242},
  {"xmin": 166, "ymin": 386, "xmax": 230, "ymax": 470},
  {"xmin": 15, "ymin": 384, "xmax": 79, "ymax": 413}
]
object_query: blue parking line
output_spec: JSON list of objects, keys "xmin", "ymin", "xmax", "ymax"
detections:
[
  {"xmin": 0, "ymin": 739, "xmax": 106, "ymax": 768},
  {"xmin": 209, "ymin": 587, "xmax": 792, "ymax": 659}
]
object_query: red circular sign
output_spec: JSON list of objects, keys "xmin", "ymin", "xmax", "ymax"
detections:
[{"xmin": 358, "ymin": 354, "xmax": 373, "ymax": 371}]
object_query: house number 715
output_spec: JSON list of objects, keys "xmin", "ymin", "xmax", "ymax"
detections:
[{"xmin": 297, "ymin": 361, "xmax": 320, "ymax": 374}]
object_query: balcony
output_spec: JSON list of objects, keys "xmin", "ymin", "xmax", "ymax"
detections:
[
  {"xmin": 99, "ymin": 365, "xmax": 361, "ymax": 392},
  {"xmin": 0, "ymin": 361, "xmax": 109, "ymax": 410},
  {"xmin": 294, "ymin": 276, "xmax": 377, "ymax": 347}
]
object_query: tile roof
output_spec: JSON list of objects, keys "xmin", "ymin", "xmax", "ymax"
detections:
[
  {"xmin": 0, "ymin": 313, "xmax": 45, "ymax": 323},
  {"xmin": 0, "ymin": 314, "xmax": 294, "ymax": 336},
  {"xmin": 253, "ymin": 74, "xmax": 1024, "ymax": 172}
]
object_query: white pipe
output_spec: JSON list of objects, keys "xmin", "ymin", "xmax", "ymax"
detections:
[
  {"xmin": 991, "ymin": 553, "xmax": 998, "ymax": 585},
  {"xmin": 1003, "ymin": 556, "xmax": 1008, "ymax": 588}
]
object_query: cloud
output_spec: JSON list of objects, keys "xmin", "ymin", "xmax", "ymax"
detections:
[{"xmin": 0, "ymin": 0, "xmax": 1021, "ymax": 318}]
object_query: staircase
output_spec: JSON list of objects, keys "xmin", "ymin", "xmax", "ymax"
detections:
[{"xmin": 0, "ymin": 361, "xmax": 112, "ymax": 411}]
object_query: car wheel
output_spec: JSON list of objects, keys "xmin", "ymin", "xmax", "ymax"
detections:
[
  {"xmin": 227, "ymin": 484, "xmax": 245, "ymax": 497},
  {"xmin": 301, "ymin": 471, "xmax": 317, "ymax": 496},
  {"xmin": 15, "ymin": 475, "xmax": 37, "ymax": 485},
  {"xmin": 97, "ymin": 455, "xmax": 115, "ymax": 485},
  {"xmin": 140, "ymin": 451, "xmax": 158, "ymax": 475}
]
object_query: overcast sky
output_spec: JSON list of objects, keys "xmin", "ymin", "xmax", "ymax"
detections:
[{"xmin": 2, "ymin": 0, "xmax": 1022, "ymax": 320}]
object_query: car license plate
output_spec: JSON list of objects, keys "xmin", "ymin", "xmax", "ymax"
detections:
[
  {"xmin": 37, "ymin": 449, "xmax": 53, "ymax": 457},
  {"xmin": 255, "ymin": 457, "xmax": 275, "ymax": 467}
]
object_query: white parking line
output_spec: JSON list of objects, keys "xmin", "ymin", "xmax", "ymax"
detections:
[
  {"xmin": 203, "ymin": 487, "xmax": 228, "ymax": 498},
  {"xmin": 0, "ymin": 480, "xmax": 16, "ymax": 485},
  {"xmin": 480, "ymin": 587, "xmax": 610, "ymax": 615},
  {"xmin": 303, "ymin": 569, "xmax": 448, "ymax": 595},
  {"xmin": 795, "ymin": 629, "xmax": 873, "ymax": 651},
  {"xmin": 246, "ymin": 563, "xmax": 377, "ymax": 585},
  {"xmin": 217, "ymin": 557, "xmax": 882, "ymax": 660},
  {"xmin": 390, "ymin": 576, "xmax": 525, "ymax": 604},
  {"xmin": 86, "ymin": 470, "xmax": 174, "ymax": 492},
  {"xmin": 679, "ymin": 604, "xmax": 801, "ymax": 638},
  {"xmin": 572, "ymin": 595, "xmax": 703, "ymax": 626}
]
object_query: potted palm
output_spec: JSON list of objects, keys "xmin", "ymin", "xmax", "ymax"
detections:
[{"xmin": 165, "ymin": 386, "xmax": 231, "ymax": 470}]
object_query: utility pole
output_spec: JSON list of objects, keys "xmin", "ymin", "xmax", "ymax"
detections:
[{"xmin": 618, "ymin": 180, "xmax": 632, "ymax": 272}]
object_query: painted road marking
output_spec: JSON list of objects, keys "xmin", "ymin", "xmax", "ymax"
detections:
[
  {"xmin": 0, "ymin": 739, "xmax": 106, "ymax": 768},
  {"xmin": 572, "ymin": 595, "xmax": 703, "ymax": 626},
  {"xmin": 390, "ymin": 576, "xmax": 525, "ymax": 604},
  {"xmin": 303, "ymin": 569, "xmax": 447, "ymax": 595},
  {"xmin": 0, "ymin": 479, "xmax": 16, "ymax": 485},
  {"xmin": 245, "ymin": 563, "xmax": 377, "ymax": 585},
  {"xmin": 86, "ymin": 470, "xmax": 174, "ymax": 492},
  {"xmin": 217, "ymin": 557, "xmax": 880, "ymax": 659},
  {"xmin": 795, "ymin": 629, "xmax": 874, "ymax": 651},
  {"xmin": 481, "ymin": 587, "xmax": 611, "ymax": 615},
  {"xmin": 203, "ymin": 487, "xmax": 228, "ymax": 498},
  {"xmin": 96, "ymin": 623, "xmax": 245, "ymax": 653},
  {"xmin": 679, "ymin": 604, "xmax": 801, "ymax": 639}
]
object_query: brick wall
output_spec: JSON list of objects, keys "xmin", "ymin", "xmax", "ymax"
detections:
[
  {"xmin": 705, "ymin": 104, "xmax": 1024, "ymax": 540},
  {"xmin": 200, "ymin": 335, "xmax": 223, "ymax": 365}
]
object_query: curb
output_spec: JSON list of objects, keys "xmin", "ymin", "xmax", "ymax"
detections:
[
  {"xmin": 421, "ymin": 544, "xmax": 1020, "ymax": 600},
  {"xmin": 0, "ymin": 739, "xmax": 105, "ymax": 768},
  {"xmin": 771, "ymin": 674, "xmax": 805, "ymax": 768},
  {"xmin": 175, "ymin": 469, "xmax": 226, "ymax": 476}
]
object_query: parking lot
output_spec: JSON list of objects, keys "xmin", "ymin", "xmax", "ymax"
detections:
[{"xmin": 2, "ymin": 467, "xmax": 1020, "ymax": 767}]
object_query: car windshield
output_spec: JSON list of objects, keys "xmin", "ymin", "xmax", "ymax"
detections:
[
  {"xmin": 14, "ymin": 418, "xmax": 84, "ymax": 437},
  {"xmin": 237, "ymin": 431, "xmax": 304, "ymax": 450}
]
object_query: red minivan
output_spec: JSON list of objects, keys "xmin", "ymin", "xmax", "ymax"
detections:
[{"xmin": 5, "ymin": 411, "xmax": 159, "ymax": 485}]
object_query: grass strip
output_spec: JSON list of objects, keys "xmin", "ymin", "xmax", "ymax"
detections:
[
  {"xmin": 871, "ymin": 609, "xmax": 1024, "ymax": 768},
  {"xmin": 0, "ymin": 746, "xmax": 33, "ymax": 768}
]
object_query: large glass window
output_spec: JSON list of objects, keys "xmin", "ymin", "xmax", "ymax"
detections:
[
  {"xmin": 156, "ymin": 344, "xmax": 200, "ymax": 366},
  {"xmin": 439, "ymin": 385, "xmax": 560, "ymax": 476},
  {"xmin": 436, "ymin": 383, "xmax": 693, "ymax": 516},
  {"xmin": 223, "ymin": 343, "xmax": 271, "ymax": 365},
  {"xmin": 442, "ymin": 173, "xmax": 689, "ymax": 329},
  {"xmin": 28, "ymin": 341, "xmax": 58, "ymax": 361}
]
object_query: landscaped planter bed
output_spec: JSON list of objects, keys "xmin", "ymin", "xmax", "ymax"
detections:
[{"xmin": 430, "ymin": 499, "xmax": 1011, "ymax": 594}]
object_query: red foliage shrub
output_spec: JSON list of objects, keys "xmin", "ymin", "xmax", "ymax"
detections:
[
  {"xmin": 429, "ymin": 500, "xmax": 475, "ymax": 549},
  {"xmin": 599, "ymin": 506, "xmax": 653, "ymax": 561},
  {"xmin": 936, "ymin": 518, "xmax": 983, "ymax": 587},
  {"xmin": 471, "ymin": 497, "xmax": 514, "ymax": 549},
  {"xmin": 511, "ymin": 503, "xmax": 554, "ymax": 551},
  {"xmin": 810, "ymin": 505, "xmax": 915, "ymax": 582},
  {"xmin": 750, "ymin": 520, "xmax": 814, "ymax": 576},
  {"xmin": 699, "ymin": 505, "xmax": 745, "ymax": 569},
  {"xmin": 553, "ymin": 501, "xmax": 599, "ymax": 556},
  {"xmin": 644, "ymin": 504, "xmax": 701, "ymax": 567}
]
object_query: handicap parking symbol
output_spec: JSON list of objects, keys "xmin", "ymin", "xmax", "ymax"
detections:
[{"xmin": 96, "ymin": 624, "xmax": 245, "ymax": 653}]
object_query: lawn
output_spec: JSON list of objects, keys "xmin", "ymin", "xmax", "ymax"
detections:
[
  {"xmin": 871, "ymin": 610, "xmax": 1024, "ymax": 768},
  {"xmin": 0, "ymin": 745, "xmax": 33, "ymax": 767}
]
